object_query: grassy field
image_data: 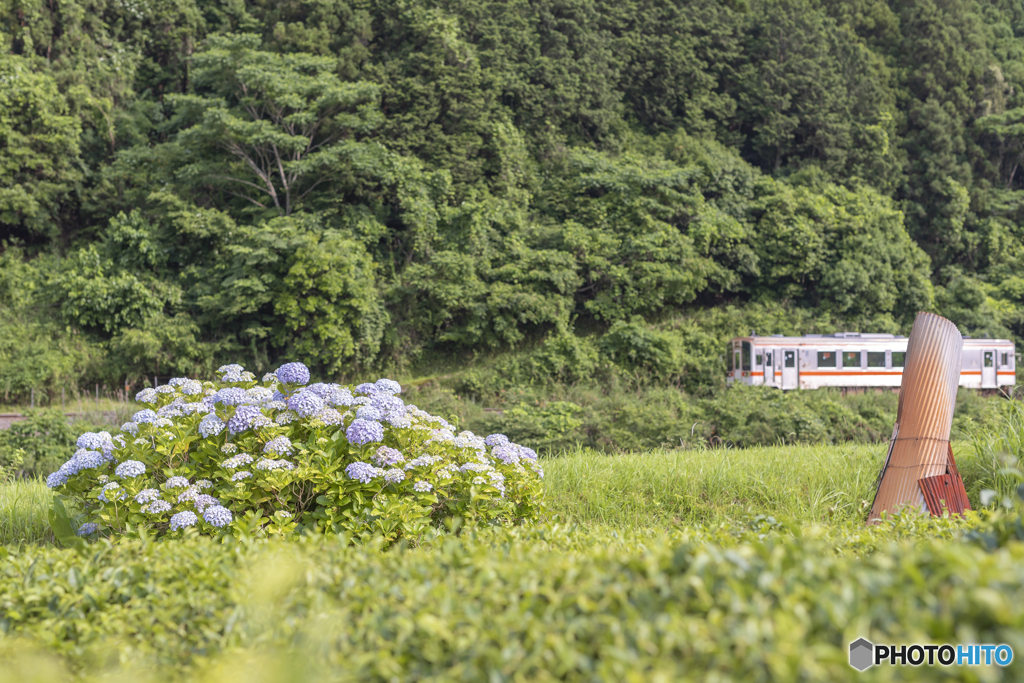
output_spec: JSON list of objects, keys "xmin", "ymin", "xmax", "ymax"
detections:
[{"xmin": 2, "ymin": 440, "xmax": 1023, "ymax": 681}]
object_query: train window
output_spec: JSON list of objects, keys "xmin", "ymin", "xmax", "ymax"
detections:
[
  {"xmin": 1002, "ymin": 352, "xmax": 1009, "ymax": 367},
  {"xmin": 742, "ymin": 342, "xmax": 751, "ymax": 371},
  {"xmin": 867, "ymin": 351, "xmax": 886, "ymax": 367},
  {"xmin": 817, "ymin": 351, "xmax": 836, "ymax": 367},
  {"xmin": 842, "ymin": 351, "xmax": 860, "ymax": 368},
  {"xmin": 984, "ymin": 352, "xmax": 994, "ymax": 368},
  {"xmin": 892, "ymin": 352, "xmax": 906, "ymax": 368},
  {"xmin": 726, "ymin": 344, "xmax": 733, "ymax": 372},
  {"xmin": 755, "ymin": 354, "xmax": 762, "ymax": 366},
  {"xmin": 784, "ymin": 351, "xmax": 795, "ymax": 368}
]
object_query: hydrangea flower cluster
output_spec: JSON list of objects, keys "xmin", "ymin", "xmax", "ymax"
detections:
[{"xmin": 46, "ymin": 361, "xmax": 544, "ymax": 541}]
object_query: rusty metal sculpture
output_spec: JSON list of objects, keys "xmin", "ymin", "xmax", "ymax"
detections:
[{"xmin": 868, "ymin": 312, "xmax": 971, "ymax": 523}]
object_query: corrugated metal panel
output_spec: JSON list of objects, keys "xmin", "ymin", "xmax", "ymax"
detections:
[
  {"xmin": 918, "ymin": 473, "xmax": 970, "ymax": 516},
  {"xmin": 868, "ymin": 313, "xmax": 963, "ymax": 523}
]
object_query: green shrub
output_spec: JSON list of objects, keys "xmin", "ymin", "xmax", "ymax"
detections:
[
  {"xmin": 1, "ymin": 521, "xmax": 1023, "ymax": 681},
  {"xmin": 46, "ymin": 363, "xmax": 544, "ymax": 542}
]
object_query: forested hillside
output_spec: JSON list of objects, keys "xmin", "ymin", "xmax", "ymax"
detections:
[{"xmin": 2, "ymin": 0, "xmax": 1024, "ymax": 446}]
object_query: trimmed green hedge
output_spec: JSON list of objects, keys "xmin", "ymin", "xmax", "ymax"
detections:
[{"xmin": 1, "ymin": 520, "xmax": 1023, "ymax": 681}]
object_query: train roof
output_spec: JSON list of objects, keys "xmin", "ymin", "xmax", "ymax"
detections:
[{"xmin": 730, "ymin": 333, "xmax": 1013, "ymax": 345}]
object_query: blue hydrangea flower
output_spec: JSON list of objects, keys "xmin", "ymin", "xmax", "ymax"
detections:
[
  {"xmin": 491, "ymin": 445, "xmax": 520, "ymax": 465},
  {"xmin": 168, "ymin": 377, "xmax": 188, "ymax": 387},
  {"xmin": 374, "ymin": 378, "xmax": 402, "ymax": 395},
  {"xmin": 262, "ymin": 372, "xmax": 277, "ymax": 384},
  {"xmin": 245, "ymin": 386, "xmax": 273, "ymax": 404},
  {"xmin": 276, "ymin": 362, "xmax": 310, "ymax": 386},
  {"xmin": 288, "ymin": 390, "xmax": 325, "ymax": 418},
  {"xmin": 156, "ymin": 385, "xmax": 176, "ymax": 395},
  {"xmin": 165, "ymin": 476, "xmax": 190, "ymax": 489},
  {"xmin": 77, "ymin": 522, "xmax": 99, "ymax": 536},
  {"xmin": 383, "ymin": 468, "xmax": 405, "ymax": 484},
  {"xmin": 115, "ymin": 460, "xmax": 146, "ymax": 478},
  {"xmin": 218, "ymin": 364, "xmax": 244, "ymax": 376},
  {"xmin": 203, "ymin": 505, "xmax": 233, "ymax": 528},
  {"xmin": 413, "ymin": 481, "xmax": 433, "ymax": 493},
  {"xmin": 227, "ymin": 404, "xmax": 263, "ymax": 434},
  {"xmin": 223, "ymin": 453, "xmax": 254, "ymax": 469},
  {"xmin": 180, "ymin": 402, "xmax": 211, "ymax": 416},
  {"xmin": 345, "ymin": 461, "xmax": 381, "ymax": 484},
  {"xmin": 135, "ymin": 388, "xmax": 158, "ymax": 404},
  {"xmin": 146, "ymin": 500, "xmax": 171, "ymax": 514},
  {"xmin": 263, "ymin": 436, "xmax": 293, "ymax": 456},
  {"xmin": 198, "ymin": 414, "xmax": 225, "ymax": 437},
  {"xmin": 135, "ymin": 488, "xmax": 160, "ymax": 504},
  {"xmin": 354, "ymin": 382, "xmax": 378, "ymax": 395},
  {"xmin": 169, "ymin": 511, "xmax": 198, "ymax": 530},
  {"xmin": 231, "ymin": 471, "xmax": 252, "ymax": 481},
  {"xmin": 133, "ymin": 409, "xmax": 158, "ymax": 424},
  {"xmin": 120, "ymin": 422, "xmax": 139, "ymax": 436},
  {"xmin": 346, "ymin": 418, "xmax": 383, "ymax": 445},
  {"xmin": 304, "ymin": 383, "xmax": 336, "ymax": 399}
]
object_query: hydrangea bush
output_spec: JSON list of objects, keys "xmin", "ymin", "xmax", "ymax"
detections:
[{"xmin": 47, "ymin": 363, "xmax": 544, "ymax": 542}]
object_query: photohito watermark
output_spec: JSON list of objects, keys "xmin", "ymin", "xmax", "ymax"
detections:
[{"xmin": 849, "ymin": 638, "xmax": 1013, "ymax": 671}]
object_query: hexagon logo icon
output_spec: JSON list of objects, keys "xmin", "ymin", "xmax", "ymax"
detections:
[{"xmin": 850, "ymin": 638, "xmax": 874, "ymax": 671}]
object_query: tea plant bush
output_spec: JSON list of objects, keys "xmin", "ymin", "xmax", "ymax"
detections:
[
  {"xmin": 1, "ymin": 520, "xmax": 1022, "ymax": 681},
  {"xmin": 44, "ymin": 363, "xmax": 544, "ymax": 542}
]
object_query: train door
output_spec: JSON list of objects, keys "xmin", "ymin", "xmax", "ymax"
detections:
[
  {"xmin": 764, "ymin": 349, "xmax": 777, "ymax": 386},
  {"xmin": 781, "ymin": 348, "xmax": 798, "ymax": 390},
  {"xmin": 982, "ymin": 349, "xmax": 997, "ymax": 388}
]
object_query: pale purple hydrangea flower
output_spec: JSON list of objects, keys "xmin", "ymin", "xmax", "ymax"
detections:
[
  {"xmin": 245, "ymin": 386, "xmax": 273, "ymax": 404},
  {"xmin": 77, "ymin": 522, "xmax": 99, "ymax": 536},
  {"xmin": 133, "ymin": 409, "xmax": 158, "ymax": 424},
  {"xmin": 165, "ymin": 476, "xmax": 189, "ymax": 489},
  {"xmin": 372, "ymin": 446, "xmax": 405, "ymax": 467},
  {"xmin": 288, "ymin": 390, "xmax": 325, "ymax": 418},
  {"xmin": 227, "ymin": 404, "xmax": 263, "ymax": 434},
  {"xmin": 374, "ymin": 379, "xmax": 402, "ymax": 395},
  {"xmin": 221, "ymin": 443, "xmax": 237, "ymax": 454},
  {"xmin": 232, "ymin": 471, "xmax": 252, "ymax": 481},
  {"xmin": 213, "ymin": 388, "xmax": 248, "ymax": 406},
  {"xmin": 413, "ymin": 481, "xmax": 433, "ymax": 493},
  {"xmin": 276, "ymin": 362, "xmax": 310, "ymax": 385},
  {"xmin": 326, "ymin": 387, "xmax": 355, "ymax": 407},
  {"xmin": 383, "ymin": 468, "xmax": 405, "ymax": 484},
  {"xmin": 346, "ymin": 419, "xmax": 383, "ymax": 445},
  {"xmin": 120, "ymin": 422, "xmax": 139, "ymax": 436},
  {"xmin": 218, "ymin": 364, "xmax": 244, "ymax": 376},
  {"xmin": 77, "ymin": 432, "xmax": 113, "ymax": 451},
  {"xmin": 146, "ymin": 500, "xmax": 171, "ymax": 514},
  {"xmin": 345, "ymin": 461, "xmax": 381, "ymax": 484},
  {"xmin": 99, "ymin": 482, "xmax": 125, "ymax": 502},
  {"xmin": 199, "ymin": 414, "xmax": 225, "ymax": 437},
  {"xmin": 255, "ymin": 458, "xmax": 295, "ymax": 471},
  {"xmin": 115, "ymin": 460, "xmax": 146, "ymax": 478},
  {"xmin": 354, "ymin": 383, "xmax": 378, "ymax": 395},
  {"xmin": 355, "ymin": 406, "xmax": 383, "ymax": 421},
  {"xmin": 223, "ymin": 453, "xmax": 254, "ymax": 469},
  {"xmin": 181, "ymin": 380, "xmax": 203, "ymax": 395},
  {"xmin": 135, "ymin": 388, "xmax": 158, "ymax": 404},
  {"xmin": 135, "ymin": 488, "xmax": 160, "ymax": 504},
  {"xmin": 263, "ymin": 436, "xmax": 293, "ymax": 456},
  {"xmin": 168, "ymin": 377, "xmax": 188, "ymax": 387},
  {"xmin": 169, "ymin": 511, "xmax": 198, "ymax": 530},
  {"xmin": 485, "ymin": 434, "xmax": 510, "ymax": 447},
  {"xmin": 203, "ymin": 505, "xmax": 233, "ymax": 527},
  {"xmin": 315, "ymin": 408, "xmax": 344, "ymax": 426},
  {"xmin": 193, "ymin": 494, "xmax": 220, "ymax": 511},
  {"xmin": 156, "ymin": 385, "xmax": 176, "ymax": 394}
]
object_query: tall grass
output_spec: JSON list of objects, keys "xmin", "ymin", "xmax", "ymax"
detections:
[
  {"xmin": 542, "ymin": 442, "xmax": 888, "ymax": 527},
  {"xmin": 963, "ymin": 397, "xmax": 1024, "ymax": 501},
  {"xmin": 0, "ymin": 478, "xmax": 54, "ymax": 545}
]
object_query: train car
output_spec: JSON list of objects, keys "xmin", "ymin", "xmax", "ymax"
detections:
[{"xmin": 726, "ymin": 333, "xmax": 1016, "ymax": 391}]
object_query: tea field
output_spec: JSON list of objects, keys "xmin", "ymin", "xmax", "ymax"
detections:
[{"xmin": 2, "ymin": 442, "xmax": 1024, "ymax": 682}]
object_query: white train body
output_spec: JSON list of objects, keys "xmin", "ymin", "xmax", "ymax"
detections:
[{"xmin": 726, "ymin": 333, "xmax": 1016, "ymax": 390}]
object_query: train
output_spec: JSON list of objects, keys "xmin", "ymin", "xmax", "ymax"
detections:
[{"xmin": 726, "ymin": 332, "xmax": 1016, "ymax": 391}]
